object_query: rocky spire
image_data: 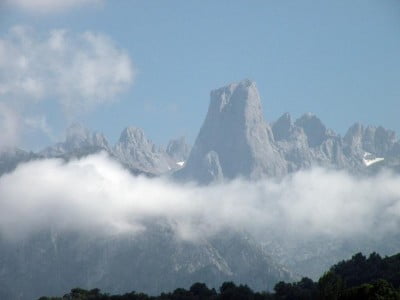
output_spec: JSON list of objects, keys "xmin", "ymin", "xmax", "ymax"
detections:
[
  {"xmin": 41, "ymin": 123, "xmax": 110, "ymax": 157},
  {"xmin": 294, "ymin": 113, "xmax": 333, "ymax": 147},
  {"xmin": 114, "ymin": 126, "xmax": 174, "ymax": 174},
  {"xmin": 272, "ymin": 112, "xmax": 293, "ymax": 141},
  {"xmin": 176, "ymin": 79, "xmax": 287, "ymax": 183}
]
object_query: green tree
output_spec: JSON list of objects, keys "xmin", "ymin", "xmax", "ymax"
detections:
[
  {"xmin": 189, "ymin": 283, "xmax": 216, "ymax": 298},
  {"xmin": 318, "ymin": 271, "xmax": 344, "ymax": 300}
]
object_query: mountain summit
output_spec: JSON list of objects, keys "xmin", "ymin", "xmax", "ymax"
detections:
[
  {"xmin": 41, "ymin": 123, "xmax": 110, "ymax": 158},
  {"xmin": 114, "ymin": 126, "xmax": 174, "ymax": 174},
  {"xmin": 175, "ymin": 80, "xmax": 400, "ymax": 182},
  {"xmin": 176, "ymin": 80, "xmax": 286, "ymax": 183}
]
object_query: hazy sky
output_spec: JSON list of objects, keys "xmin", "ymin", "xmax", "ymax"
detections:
[{"xmin": 0, "ymin": 0, "xmax": 399, "ymax": 150}]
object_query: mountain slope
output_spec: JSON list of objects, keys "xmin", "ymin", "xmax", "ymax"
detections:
[{"xmin": 0, "ymin": 225, "xmax": 292, "ymax": 300}]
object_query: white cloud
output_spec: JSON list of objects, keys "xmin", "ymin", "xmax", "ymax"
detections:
[
  {"xmin": 0, "ymin": 26, "xmax": 134, "ymax": 113},
  {"xmin": 0, "ymin": 152, "xmax": 399, "ymax": 242},
  {"xmin": 0, "ymin": 26, "xmax": 134, "ymax": 148},
  {"xmin": 6, "ymin": 0, "xmax": 104, "ymax": 14}
]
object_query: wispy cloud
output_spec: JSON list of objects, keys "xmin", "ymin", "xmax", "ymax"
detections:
[
  {"xmin": 0, "ymin": 26, "xmax": 135, "ymax": 149},
  {"xmin": 0, "ymin": 152, "xmax": 399, "ymax": 242}
]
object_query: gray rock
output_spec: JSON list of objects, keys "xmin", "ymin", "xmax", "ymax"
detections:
[
  {"xmin": 196, "ymin": 151, "xmax": 224, "ymax": 184},
  {"xmin": 177, "ymin": 79, "xmax": 287, "ymax": 183},
  {"xmin": 114, "ymin": 127, "xmax": 175, "ymax": 175},
  {"xmin": 0, "ymin": 148, "xmax": 39, "ymax": 176},
  {"xmin": 37, "ymin": 124, "xmax": 190, "ymax": 176},
  {"xmin": 272, "ymin": 112, "xmax": 293, "ymax": 141},
  {"xmin": 273, "ymin": 113, "xmax": 313, "ymax": 171},
  {"xmin": 343, "ymin": 123, "xmax": 365, "ymax": 156},
  {"xmin": 344, "ymin": 123, "xmax": 397, "ymax": 157},
  {"xmin": 0, "ymin": 225, "xmax": 293, "ymax": 299},
  {"xmin": 272, "ymin": 113, "xmax": 368, "ymax": 173},
  {"xmin": 294, "ymin": 113, "xmax": 332, "ymax": 148},
  {"xmin": 166, "ymin": 137, "xmax": 191, "ymax": 164}
]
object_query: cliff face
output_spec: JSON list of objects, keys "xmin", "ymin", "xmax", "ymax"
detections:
[
  {"xmin": 3, "ymin": 80, "xmax": 399, "ymax": 181},
  {"xmin": 177, "ymin": 80, "xmax": 286, "ymax": 183},
  {"xmin": 177, "ymin": 80, "xmax": 400, "ymax": 182}
]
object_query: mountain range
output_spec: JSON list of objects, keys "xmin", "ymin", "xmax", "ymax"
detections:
[
  {"xmin": 178, "ymin": 79, "xmax": 399, "ymax": 183},
  {"xmin": 2, "ymin": 79, "xmax": 399, "ymax": 181},
  {"xmin": 0, "ymin": 79, "xmax": 399, "ymax": 299}
]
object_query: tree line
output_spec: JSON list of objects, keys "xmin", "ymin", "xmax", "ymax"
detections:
[{"xmin": 38, "ymin": 251, "xmax": 400, "ymax": 300}]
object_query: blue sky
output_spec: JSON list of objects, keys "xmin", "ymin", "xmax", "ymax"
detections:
[{"xmin": 0, "ymin": 0, "xmax": 399, "ymax": 150}]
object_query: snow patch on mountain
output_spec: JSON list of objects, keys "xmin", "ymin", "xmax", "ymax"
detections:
[{"xmin": 363, "ymin": 152, "xmax": 384, "ymax": 167}]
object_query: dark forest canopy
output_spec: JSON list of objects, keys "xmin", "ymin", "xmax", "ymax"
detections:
[{"xmin": 38, "ymin": 252, "xmax": 400, "ymax": 300}]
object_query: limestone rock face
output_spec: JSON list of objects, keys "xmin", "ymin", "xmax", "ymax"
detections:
[
  {"xmin": 344, "ymin": 123, "xmax": 397, "ymax": 157},
  {"xmin": 343, "ymin": 123, "xmax": 365, "ymax": 157},
  {"xmin": 177, "ymin": 80, "xmax": 287, "ymax": 183},
  {"xmin": 198, "ymin": 151, "xmax": 224, "ymax": 184},
  {"xmin": 114, "ymin": 127, "xmax": 174, "ymax": 174},
  {"xmin": 41, "ymin": 124, "xmax": 181, "ymax": 176},
  {"xmin": 272, "ymin": 112, "xmax": 293, "ymax": 141},
  {"xmin": 273, "ymin": 114, "xmax": 313, "ymax": 171},
  {"xmin": 294, "ymin": 113, "xmax": 331, "ymax": 148},
  {"xmin": 166, "ymin": 137, "xmax": 191, "ymax": 164},
  {"xmin": 274, "ymin": 113, "xmax": 362, "ymax": 172}
]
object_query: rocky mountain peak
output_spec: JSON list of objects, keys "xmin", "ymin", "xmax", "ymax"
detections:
[
  {"xmin": 114, "ymin": 126, "xmax": 175, "ymax": 174},
  {"xmin": 64, "ymin": 123, "xmax": 109, "ymax": 150},
  {"xmin": 295, "ymin": 113, "xmax": 329, "ymax": 147},
  {"xmin": 362, "ymin": 126, "xmax": 397, "ymax": 156},
  {"xmin": 344, "ymin": 123, "xmax": 364, "ymax": 147},
  {"xmin": 272, "ymin": 113, "xmax": 293, "ymax": 141},
  {"xmin": 209, "ymin": 79, "xmax": 259, "ymax": 114},
  {"xmin": 344, "ymin": 123, "xmax": 398, "ymax": 157},
  {"xmin": 41, "ymin": 123, "xmax": 110, "ymax": 157},
  {"xmin": 345, "ymin": 122, "xmax": 363, "ymax": 138},
  {"xmin": 119, "ymin": 127, "xmax": 148, "ymax": 145},
  {"xmin": 176, "ymin": 80, "xmax": 287, "ymax": 183}
]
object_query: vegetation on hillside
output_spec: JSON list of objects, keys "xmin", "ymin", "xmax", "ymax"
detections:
[{"xmin": 38, "ymin": 252, "xmax": 400, "ymax": 300}]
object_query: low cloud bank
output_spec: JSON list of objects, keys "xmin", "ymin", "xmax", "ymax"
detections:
[{"xmin": 0, "ymin": 152, "xmax": 399, "ymax": 241}]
